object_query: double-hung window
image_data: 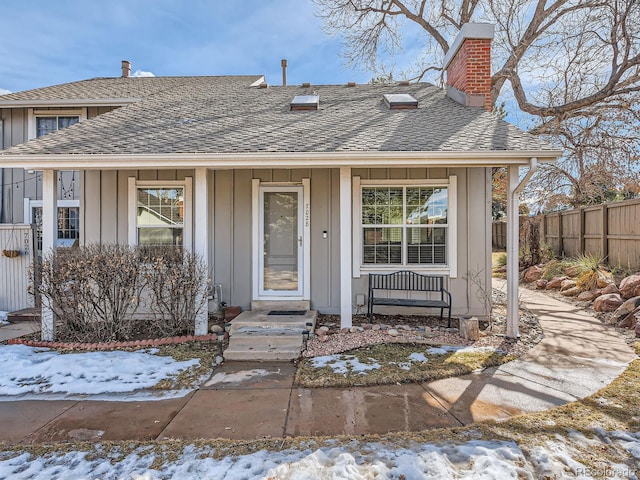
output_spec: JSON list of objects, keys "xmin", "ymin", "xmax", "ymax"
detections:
[
  {"xmin": 128, "ymin": 178, "xmax": 192, "ymax": 253},
  {"xmin": 356, "ymin": 177, "xmax": 457, "ymax": 276},
  {"xmin": 28, "ymin": 108, "xmax": 86, "ymax": 140}
]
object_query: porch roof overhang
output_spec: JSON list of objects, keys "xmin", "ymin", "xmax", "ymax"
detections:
[{"xmin": 0, "ymin": 149, "xmax": 562, "ymax": 171}]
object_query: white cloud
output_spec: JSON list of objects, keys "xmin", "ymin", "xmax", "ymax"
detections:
[
  {"xmin": 132, "ymin": 69, "xmax": 155, "ymax": 77},
  {"xmin": 0, "ymin": 88, "xmax": 11, "ymax": 95}
]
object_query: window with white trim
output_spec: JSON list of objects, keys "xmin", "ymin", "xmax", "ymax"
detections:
[
  {"xmin": 136, "ymin": 186, "xmax": 185, "ymax": 250},
  {"xmin": 26, "ymin": 200, "xmax": 80, "ymax": 258},
  {"xmin": 36, "ymin": 116, "xmax": 79, "ymax": 137},
  {"xmin": 361, "ymin": 184, "xmax": 449, "ymax": 266}
]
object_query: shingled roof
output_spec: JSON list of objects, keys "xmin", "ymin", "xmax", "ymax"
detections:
[{"xmin": 0, "ymin": 75, "xmax": 558, "ymax": 158}]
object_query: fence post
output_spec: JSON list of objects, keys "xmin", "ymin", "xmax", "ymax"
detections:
[
  {"xmin": 578, "ymin": 207, "xmax": 584, "ymax": 255},
  {"xmin": 557, "ymin": 212, "xmax": 564, "ymax": 257},
  {"xmin": 601, "ymin": 203, "xmax": 608, "ymax": 261}
]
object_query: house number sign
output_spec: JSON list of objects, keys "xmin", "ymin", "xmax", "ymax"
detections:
[
  {"xmin": 305, "ymin": 203, "xmax": 310, "ymax": 227},
  {"xmin": 23, "ymin": 231, "xmax": 31, "ymax": 257}
]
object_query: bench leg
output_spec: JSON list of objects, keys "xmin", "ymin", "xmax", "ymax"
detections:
[{"xmin": 447, "ymin": 307, "xmax": 451, "ymax": 328}]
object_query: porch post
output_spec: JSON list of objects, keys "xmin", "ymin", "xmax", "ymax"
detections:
[
  {"xmin": 194, "ymin": 167, "xmax": 209, "ymax": 336},
  {"xmin": 339, "ymin": 166, "xmax": 352, "ymax": 328},
  {"xmin": 41, "ymin": 169, "xmax": 58, "ymax": 341},
  {"xmin": 506, "ymin": 165, "xmax": 520, "ymax": 338}
]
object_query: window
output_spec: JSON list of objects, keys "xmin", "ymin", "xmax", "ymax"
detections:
[
  {"xmin": 136, "ymin": 187, "xmax": 184, "ymax": 250},
  {"xmin": 362, "ymin": 186, "xmax": 448, "ymax": 265},
  {"xmin": 26, "ymin": 200, "xmax": 80, "ymax": 258},
  {"xmin": 36, "ymin": 116, "xmax": 79, "ymax": 137},
  {"xmin": 28, "ymin": 109, "xmax": 86, "ymax": 140}
]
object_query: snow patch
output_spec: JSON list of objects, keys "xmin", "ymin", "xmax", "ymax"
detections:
[
  {"xmin": 0, "ymin": 344, "xmax": 198, "ymax": 397},
  {"xmin": 204, "ymin": 369, "xmax": 271, "ymax": 386},
  {"xmin": 311, "ymin": 355, "xmax": 381, "ymax": 375}
]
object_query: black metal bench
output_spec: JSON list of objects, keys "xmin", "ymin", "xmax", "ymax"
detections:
[{"xmin": 367, "ymin": 271, "xmax": 452, "ymax": 327}]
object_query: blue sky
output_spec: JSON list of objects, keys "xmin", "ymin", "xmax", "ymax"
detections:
[{"xmin": 0, "ymin": 0, "xmax": 378, "ymax": 94}]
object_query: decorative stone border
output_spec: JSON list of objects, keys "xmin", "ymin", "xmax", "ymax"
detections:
[{"xmin": 7, "ymin": 332, "xmax": 227, "ymax": 350}]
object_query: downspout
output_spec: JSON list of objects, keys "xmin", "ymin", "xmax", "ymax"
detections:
[{"xmin": 506, "ymin": 157, "xmax": 537, "ymax": 338}]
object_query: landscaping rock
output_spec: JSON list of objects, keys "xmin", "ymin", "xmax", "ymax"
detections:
[
  {"xmin": 535, "ymin": 279, "xmax": 548, "ymax": 290},
  {"xmin": 618, "ymin": 311, "xmax": 638, "ymax": 329},
  {"xmin": 387, "ymin": 329, "xmax": 399, "ymax": 337},
  {"xmin": 372, "ymin": 324, "xmax": 381, "ymax": 331},
  {"xmin": 560, "ymin": 279, "xmax": 577, "ymax": 292},
  {"xmin": 599, "ymin": 283, "xmax": 619, "ymax": 295},
  {"xmin": 576, "ymin": 290, "xmax": 599, "ymax": 302},
  {"xmin": 523, "ymin": 265, "xmax": 543, "ymax": 283},
  {"xmin": 636, "ymin": 320, "xmax": 640, "ymax": 338},
  {"xmin": 318, "ymin": 335, "xmax": 329, "ymax": 342},
  {"xmin": 561, "ymin": 287, "xmax": 581, "ymax": 297},
  {"xmin": 612, "ymin": 297, "xmax": 640, "ymax": 322},
  {"xmin": 593, "ymin": 293, "xmax": 624, "ymax": 312},
  {"xmin": 210, "ymin": 325, "xmax": 223, "ymax": 334},
  {"xmin": 215, "ymin": 355, "xmax": 224, "ymax": 365},
  {"xmin": 596, "ymin": 270, "xmax": 615, "ymax": 288},
  {"xmin": 341, "ymin": 328, "xmax": 349, "ymax": 334},
  {"xmin": 362, "ymin": 324, "xmax": 372, "ymax": 330},
  {"xmin": 619, "ymin": 274, "xmax": 640, "ymax": 299},
  {"xmin": 546, "ymin": 276, "xmax": 567, "ymax": 290}
]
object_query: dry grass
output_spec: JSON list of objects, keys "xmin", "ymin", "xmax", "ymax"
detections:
[
  {"xmin": 152, "ymin": 341, "xmax": 220, "ymax": 390},
  {"xmin": 295, "ymin": 343, "xmax": 515, "ymax": 388}
]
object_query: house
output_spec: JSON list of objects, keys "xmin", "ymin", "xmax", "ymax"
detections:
[{"xmin": 0, "ymin": 24, "xmax": 561, "ymax": 341}]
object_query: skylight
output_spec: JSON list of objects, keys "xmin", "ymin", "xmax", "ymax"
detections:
[
  {"xmin": 290, "ymin": 95, "xmax": 319, "ymax": 111},
  {"xmin": 383, "ymin": 93, "xmax": 418, "ymax": 109}
]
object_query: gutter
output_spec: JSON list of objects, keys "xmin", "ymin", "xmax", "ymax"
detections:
[{"xmin": 0, "ymin": 150, "xmax": 562, "ymax": 171}]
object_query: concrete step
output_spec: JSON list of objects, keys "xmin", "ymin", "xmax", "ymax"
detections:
[
  {"xmin": 223, "ymin": 308, "xmax": 316, "ymax": 361},
  {"xmin": 223, "ymin": 342, "xmax": 302, "ymax": 361},
  {"xmin": 228, "ymin": 310, "xmax": 317, "ymax": 335},
  {"xmin": 232, "ymin": 327, "xmax": 309, "ymax": 344},
  {"xmin": 250, "ymin": 300, "xmax": 310, "ymax": 311}
]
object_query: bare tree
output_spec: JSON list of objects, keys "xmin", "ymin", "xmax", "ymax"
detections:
[{"xmin": 314, "ymin": 0, "xmax": 640, "ymax": 208}]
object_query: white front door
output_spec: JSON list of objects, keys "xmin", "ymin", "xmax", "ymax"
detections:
[{"xmin": 259, "ymin": 186, "xmax": 304, "ymax": 297}]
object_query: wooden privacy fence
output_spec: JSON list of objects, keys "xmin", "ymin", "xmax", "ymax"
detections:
[
  {"xmin": 492, "ymin": 198, "xmax": 640, "ymax": 270},
  {"xmin": 0, "ymin": 224, "xmax": 35, "ymax": 312}
]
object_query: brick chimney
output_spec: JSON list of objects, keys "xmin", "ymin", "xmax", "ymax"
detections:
[
  {"xmin": 443, "ymin": 23, "xmax": 494, "ymax": 111},
  {"xmin": 121, "ymin": 60, "xmax": 131, "ymax": 78}
]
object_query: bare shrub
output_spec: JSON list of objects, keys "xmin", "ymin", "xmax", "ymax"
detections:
[
  {"xmin": 141, "ymin": 248, "xmax": 209, "ymax": 337},
  {"xmin": 38, "ymin": 244, "xmax": 145, "ymax": 342}
]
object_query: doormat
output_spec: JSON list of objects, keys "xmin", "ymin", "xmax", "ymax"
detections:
[{"xmin": 267, "ymin": 310, "xmax": 307, "ymax": 316}]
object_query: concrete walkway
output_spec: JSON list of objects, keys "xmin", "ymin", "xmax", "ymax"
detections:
[{"xmin": 0, "ymin": 283, "xmax": 636, "ymax": 444}]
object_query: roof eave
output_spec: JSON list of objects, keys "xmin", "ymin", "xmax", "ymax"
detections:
[
  {"xmin": 0, "ymin": 150, "xmax": 563, "ymax": 170},
  {"xmin": 0, "ymin": 98, "xmax": 140, "ymax": 108}
]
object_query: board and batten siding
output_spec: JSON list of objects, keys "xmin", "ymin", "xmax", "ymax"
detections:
[
  {"xmin": 0, "ymin": 224, "xmax": 34, "ymax": 311},
  {"xmin": 0, "ymin": 106, "xmax": 119, "ymax": 223},
  {"xmin": 82, "ymin": 167, "xmax": 491, "ymax": 318}
]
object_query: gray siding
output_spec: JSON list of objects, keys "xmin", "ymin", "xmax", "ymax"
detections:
[
  {"xmin": 81, "ymin": 167, "xmax": 491, "ymax": 318},
  {"xmin": 0, "ymin": 105, "xmax": 119, "ymax": 223},
  {"xmin": 0, "ymin": 224, "xmax": 34, "ymax": 311}
]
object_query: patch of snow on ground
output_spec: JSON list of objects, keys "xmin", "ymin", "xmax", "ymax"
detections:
[
  {"xmin": 311, "ymin": 354, "xmax": 381, "ymax": 375},
  {"xmin": 6, "ymin": 434, "xmax": 637, "ymax": 480},
  {"xmin": 426, "ymin": 345, "xmax": 498, "ymax": 356},
  {"xmin": 204, "ymin": 369, "xmax": 271, "ymax": 386},
  {"xmin": 409, "ymin": 352, "xmax": 428, "ymax": 362},
  {"xmin": 0, "ymin": 344, "xmax": 198, "ymax": 397},
  {"xmin": 0, "ymin": 311, "xmax": 8, "ymax": 324}
]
